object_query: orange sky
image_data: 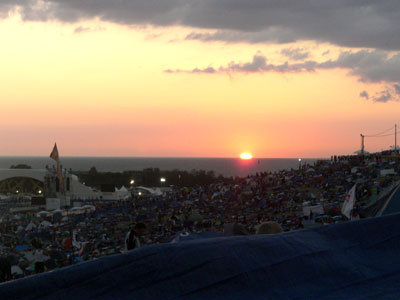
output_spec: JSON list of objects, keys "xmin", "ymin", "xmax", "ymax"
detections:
[{"xmin": 0, "ymin": 15, "xmax": 399, "ymax": 158}]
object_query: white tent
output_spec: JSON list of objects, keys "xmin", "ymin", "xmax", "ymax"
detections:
[
  {"xmin": 354, "ymin": 150, "xmax": 370, "ymax": 155},
  {"xmin": 119, "ymin": 186, "xmax": 128, "ymax": 192},
  {"xmin": 135, "ymin": 186, "xmax": 163, "ymax": 196}
]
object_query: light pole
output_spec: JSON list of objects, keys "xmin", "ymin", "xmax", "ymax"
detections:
[{"xmin": 298, "ymin": 158, "xmax": 302, "ymax": 169}]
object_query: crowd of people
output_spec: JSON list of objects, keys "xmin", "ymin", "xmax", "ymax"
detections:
[{"xmin": 1, "ymin": 152, "xmax": 400, "ymax": 282}]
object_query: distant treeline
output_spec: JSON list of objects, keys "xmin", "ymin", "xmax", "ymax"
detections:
[
  {"xmin": 74, "ymin": 167, "xmax": 234, "ymax": 188},
  {"xmin": 10, "ymin": 164, "xmax": 32, "ymax": 169}
]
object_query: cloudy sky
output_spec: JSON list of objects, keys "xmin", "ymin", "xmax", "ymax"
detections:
[{"xmin": 0, "ymin": 1, "xmax": 399, "ymax": 157}]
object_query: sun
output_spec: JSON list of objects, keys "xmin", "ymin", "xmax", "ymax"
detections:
[{"xmin": 240, "ymin": 152, "xmax": 253, "ymax": 160}]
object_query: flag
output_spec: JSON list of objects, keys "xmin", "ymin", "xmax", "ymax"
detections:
[
  {"xmin": 50, "ymin": 143, "xmax": 59, "ymax": 161},
  {"xmin": 342, "ymin": 184, "xmax": 357, "ymax": 219}
]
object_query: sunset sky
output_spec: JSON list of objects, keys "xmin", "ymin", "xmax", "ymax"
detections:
[{"xmin": 0, "ymin": 1, "xmax": 399, "ymax": 158}]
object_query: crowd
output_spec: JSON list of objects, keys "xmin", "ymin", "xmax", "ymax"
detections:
[{"xmin": 1, "ymin": 152, "xmax": 400, "ymax": 282}]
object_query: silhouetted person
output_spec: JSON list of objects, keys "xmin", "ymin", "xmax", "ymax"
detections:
[
  {"xmin": 125, "ymin": 223, "xmax": 146, "ymax": 251},
  {"xmin": 0, "ymin": 256, "xmax": 11, "ymax": 282}
]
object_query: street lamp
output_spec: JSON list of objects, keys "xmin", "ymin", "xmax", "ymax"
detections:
[
  {"xmin": 298, "ymin": 158, "xmax": 302, "ymax": 169},
  {"xmin": 38, "ymin": 190, "xmax": 42, "ymax": 195},
  {"xmin": 160, "ymin": 177, "xmax": 166, "ymax": 183},
  {"xmin": 130, "ymin": 179, "xmax": 135, "ymax": 185}
]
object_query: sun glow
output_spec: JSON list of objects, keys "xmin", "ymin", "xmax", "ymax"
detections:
[{"xmin": 240, "ymin": 152, "xmax": 253, "ymax": 160}]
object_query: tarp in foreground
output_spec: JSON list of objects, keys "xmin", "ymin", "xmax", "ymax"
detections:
[{"xmin": 2, "ymin": 214, "xmax": 400, "ymax": 300}]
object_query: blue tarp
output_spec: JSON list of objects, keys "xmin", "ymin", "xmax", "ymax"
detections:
[
  {"xmin": 170, "ymin": 231, "xmax": 224, "ymax": 243},
  {"xmin": 2, "ymin": 214, "xmax": 400, "ymax": 299},
  {"xmin": 380, "ymin": 185, "xmax": 400, "ymax": 216}
]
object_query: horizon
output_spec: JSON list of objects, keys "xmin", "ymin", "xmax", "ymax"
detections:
[{"xmin": 0, "ymin": 155, "xmax": 328, "ymax": 159}]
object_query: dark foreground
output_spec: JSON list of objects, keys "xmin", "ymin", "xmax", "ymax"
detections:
[{"xmin": 1, "ymin": 213, "xmax": 400, "ymax": 300}]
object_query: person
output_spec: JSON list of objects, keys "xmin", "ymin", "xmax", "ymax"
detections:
[
  {"xmin": 256, "ymin": 222, "xmax": 283, "ymax": 235},
  {"xmin": 125, "ymin": 223, "xmax": 146, "ymax": 251},
  {"xmin": 31, "ymin": 239, "xmax": 47, "ymax": 274},
  {"xmin": 0, "ymin": 256, "xmax": 11, "ymax": 283},
  {"xmin": 223, "ymin": 223, "xmax": 249, "ymax": 236}
]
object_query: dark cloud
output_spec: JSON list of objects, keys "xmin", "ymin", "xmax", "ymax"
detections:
[
  {"xmin": 281, "ymin": 48, "xmax": 309, "ymax": 61},
  {"xmin": 184, "ymin": 28, "xmax": 298, "ymax": 44},
  {"xmin": 320, "ymin": 51, "xmax": 400, "ymax": 84},
  {"xmin": 0, "ymin": 1, "xmax": 400, "ymax": 50},
  {"xmin": 394, "ymin": 84, "xmax": 400, "ymax": 94}
]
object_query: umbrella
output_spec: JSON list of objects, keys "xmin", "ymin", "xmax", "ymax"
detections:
[
  {"xmin": 11, "ymin": 265, "xmax": 23, "ymax": 275},
  {"xmin": 40, "ymin": 220, "xmax": 52, "ymax": 228},
  {"xmin": 26, "ymin": 222, "xmax": 37, "ymax": 231},
  {"xmin": 315, "ymin": 215, "xmax": 329, "ymax": 219}
]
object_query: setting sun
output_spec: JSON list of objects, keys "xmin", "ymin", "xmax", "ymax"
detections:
[{"xmin": 240, "ymin": 153, "xmax": 253, "ymax": 160}]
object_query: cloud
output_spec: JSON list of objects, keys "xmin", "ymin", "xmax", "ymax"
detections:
[
  {"xmin": 360, "ymin": 91, "xmax": 369, "ymax": 100},
  {"xmin": 281, "ymin": 48, "xmax": 310, "ymax": 61},
  {"xmin": 164, "ymin": 66, "xmax": 217, "ymax": 74},
  {"xmin": 74, "ymin": 26, "xmax": 90, "ymax": 34},
  {"xmin": 372, "ymin": 89, "xmax": 392, "ymax": 103},
  {"xmin": 225, "ymin": 54, "xmax": 317, "ymax": 73},
  {"xmin": 166, "ymin": 50, "xmax": 400, "ymax": 102},
  {"xmin": 73, "ymin": 25, "xmax": 105, "ymax": 34},
  {"xmin": 1, "ymin": 1, "xmax": 400, "ymax": 50},
  {"xmin": 192, "ymin": 67, "xmax": 216, "ymax": 73}
]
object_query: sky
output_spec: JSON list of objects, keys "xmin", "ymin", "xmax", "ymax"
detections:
[{"xmin": 0, "ymin": 1, "xmax": 400, "ymax": 158}]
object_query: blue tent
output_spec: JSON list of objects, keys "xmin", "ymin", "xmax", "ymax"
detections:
[{"xmin": 2, "ymin": 214, "xmax": 400, "ymax": 299}]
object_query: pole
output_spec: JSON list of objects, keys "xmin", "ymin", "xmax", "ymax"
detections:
[
  {"xmin": 395, "ymin": 124, "xmax": 397, "ymax": 152},
  {"xmin": 360, "ymin": 134, "xmax": 364, "ymax": 156}
]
